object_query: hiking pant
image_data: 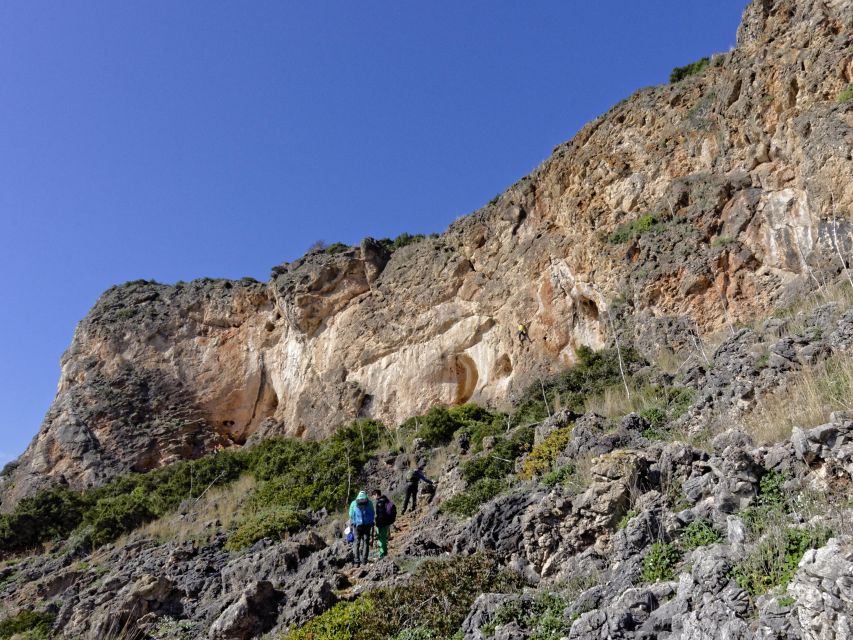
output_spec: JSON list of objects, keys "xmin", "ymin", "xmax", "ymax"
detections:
[
  {"xmin": 375, "ymin": 525, "xmax": 390, "ymax": 558},
  {"xmin": 402, "ymin": 484, "xmax": 418, "ymax": 513},
  {"xmin": 354, "ymin": 526, "xmax": 371, "ymax": 565}
]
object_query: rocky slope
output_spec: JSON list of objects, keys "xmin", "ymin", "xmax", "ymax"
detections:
[
  {"xmin": 2, "ymin": 0, "xmax": 851, "ymax": 506},
  {"xmin": 1, "ymin": 297, "xmax": 853, "ymax": 639}
]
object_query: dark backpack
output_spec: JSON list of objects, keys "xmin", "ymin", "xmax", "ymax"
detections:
[
  {"xmin": 407, "ymin": 470, "xmax": 420, "ymax": 484},
  {"xmin": 375, "ymin": 496, "xmax": 397, "ymax": 526}
]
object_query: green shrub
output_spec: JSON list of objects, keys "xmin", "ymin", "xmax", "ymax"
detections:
[
  {"xmin": 680, "ymin": 519, "xmax": 723, "ymax": 550},
  {"xmin": 606, "ymin": 213, "xmax": 659, "ymax": 244},
  {"xmin": 731, "ymin": 526, "xmax": 831, "ymax": 596},
  {"xmin": 323, "ymin": 242, "xmax": 350, "ymax": 254},
  {"xmin": 520, "ymin": 427, "xmax": 573, "ymax": 479},
  {"xmin": 642, "ymin": 542, "xmax": 682, "ymax": 582},
  {"xmin": 512, "ymin": 346, "xmax": 644, "ymax": 425},
  {"xmin": 225, "ymin": 506, "xmax": 309, "ymax": 550},
  {"xmin": 0, "ymin": 486, "xmax": 92, "ymax": 553},
  {"xmin": 758, "ymin": 471, "xmax": 787, "ymax": 510},
  {"xmin": 396, "ymin": 404, "xmax": 505, "ymax": 452},
  {"xmin": 541, "ymin": 465, "xmax": 574, "ymax": 487},
  {"xmin": 0, "ymin": 610, "xmax": 54, "ymax": 639},
  {"xmin": 670, "ymin": 57, "xmax": 710, "ymax": 82},
  {"xmin": 440, "ymin": 479, "xmax": 505, "ymax": 517},
  {"xmin": 639, "ymin": 407, "xmax": 667, "ymax": 429},
  {"xmin": 837, "ymin": 85, "xmax": 853, "ymax": 103},
  {"xmin": 83, "ymin": 488, "xmax": 163, "ymax": 547},
  {"xmin": 285, "ymin": 594, "xmax": 376, "ymax": 640},
  {"xmin": 450, "ymin": 404, "xmax": 506, "ymax": 451},
  {"xmin": 617, "ymin": 509, "xmax": 638, "ymax": 530},
  {"xmin": 461, "ymin": 427, "xmax": 534, "ymax": 484},
  {"xmin": 414, "ymin": 406, "xmax": 463, "ymax": 447},
  {"xmin": 481, "ymin": 593, "xmax": 569, "ymax": 640},
  {"xmin": 377, "ymin": 232, "xmax": 427, "ymax": 253},
  {"xmin": 284, "ymin": 554, "xmax": 524, "ymax": 640}
]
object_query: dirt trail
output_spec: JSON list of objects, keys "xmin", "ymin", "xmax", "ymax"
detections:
[{"xmin": 335, "ymin": 505, "xmax": 428, "ymax": 598}]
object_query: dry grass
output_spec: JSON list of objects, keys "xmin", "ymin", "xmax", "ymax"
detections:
[
  {"xmin": 744, "ymin": 353, "xmax": 853, "ymax": 444},
  {"xmin": 771, "ymin": 281, "xmax": 853, "ymax": 330},
  {"xmin": 585, "ymin": 383, "xmax": 663, "ymax": 418},
  {"xmin": 134, "ymin": 474, "xmax": 255, "ymax": 544},
  {"xmin": 563, "ymin": 454, "xmax": 595, "ymax": 495}
]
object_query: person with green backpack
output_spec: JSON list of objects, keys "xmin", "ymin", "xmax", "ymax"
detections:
[
  {"xmin": 401, "ymin": 462, "xmax": 434, "ymax": 514},
  {"xmin": 372, "ymin": 489, "xmax": 397, "ymax": 558},
  {"xmin": 348, "ymin": 490, "xmax": 375, "ymax": 566}
]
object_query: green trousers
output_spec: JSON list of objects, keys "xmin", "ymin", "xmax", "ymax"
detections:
[{"xmin": 376, "ymin": 525, "xmax": 390, "ymax": 558}]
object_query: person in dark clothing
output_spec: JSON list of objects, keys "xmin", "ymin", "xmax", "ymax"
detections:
[
  {"xmin": 401, "ymin": 464, "xmax": 434, "ymax": 514},
  {"xmin": 372, "ymin": 489, "xmax": 396, "ymax": 558}
]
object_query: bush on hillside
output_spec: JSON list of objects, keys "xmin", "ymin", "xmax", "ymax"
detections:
[
  {"xmin": 680, "ymin": 519, "xmax": 723, "ymax": 550},
  {"xmin": 461, "ymin": 426, "xmax": 534, "ymax": 484},
  {"xmin": 0, "ymin": 610, "xmax": 55, "ymax": 640},
  {"xmin": 642, "ymin": 541, "xmax": 682, "ymax": 582},
  {"xmin": 731, "ymin": 526, "xmax": 831, "ymax": 596},
  {"xmin": 512, "ymin": 346, "xmax": 644, "ymax": 425},
  {"xmin": 440, "ymin": 478, "xmax": 505, "ymax": 517},
  {"xmin": 284, "ymin": 554, "xmax": 524, "ymax": 640},
  {"xmin": 519, "ymin": 427, "xmax": 574, "ymax": 479},
  {"xmin": 606, "ymin": 213, "xmax": 659, "ymax": 244},
  {"xmin": 481, "ymin": 592, "xmax": 570, "ymax": 640},
  {"xmin": 670, "ymin": 57, "xmax": 710, "ymax": 82},
  {"xmin": 225, "ymin": 506, "xmax": 308, "ymax": 550},
  {"xmin": 0, "ymin": 486, "xmax": 92, "ymax": 553},
  {"xmin": 397, "ymin": 403, "xmax": 505, "ymax": 452},
  {"xmin": 377, "ymin": 232, "xmax": 427, "ymax": 253}
]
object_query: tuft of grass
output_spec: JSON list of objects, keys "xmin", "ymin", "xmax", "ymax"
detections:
[
  {"xmin": 137, "ymin": 475, "xmax": 255, "ymax": 544},
  {"xmin": 712, "ymin": 236, "xmax": 736, "ymax": 248},
  {"xmin": 585, "ymin": 383, "xmax": 694, "ymax": 436},
  {"xmin": 837, "ymin": 85, "xmax": 853, "ymax": 103}
]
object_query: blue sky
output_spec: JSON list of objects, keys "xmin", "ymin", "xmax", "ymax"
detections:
[{"xmin": 0, "ymin": 1, "xmax": 748, "ymax": 464}]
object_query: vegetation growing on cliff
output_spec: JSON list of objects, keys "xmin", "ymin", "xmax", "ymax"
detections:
[
  {"xmin": 512, "ymin": 346, "xmax": 645, "ymax": 425},
  {"xmin": 670, "ymin": 56, "xmax": 710, "ymax": 82}
]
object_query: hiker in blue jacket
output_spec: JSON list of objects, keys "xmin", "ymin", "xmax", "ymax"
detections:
[{"xmin": 348, "ymin": 490, "xmax": 375, "ymax": 566}]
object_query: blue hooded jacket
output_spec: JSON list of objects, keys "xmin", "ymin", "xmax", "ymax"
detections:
[{"xmin": 349, "ymin": 491, "xmax": 375, "ymax": 527}]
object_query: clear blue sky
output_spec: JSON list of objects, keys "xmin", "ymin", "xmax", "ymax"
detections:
[{"xmin": 0, "ymin": 1, "xmax": 747, "ymax": 464}]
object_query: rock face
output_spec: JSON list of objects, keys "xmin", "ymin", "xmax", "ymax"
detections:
[{"xmin": 3, "ymin": 0, "xmax": 852, "ymax": 505}]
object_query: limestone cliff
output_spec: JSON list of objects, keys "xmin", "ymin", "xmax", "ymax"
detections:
[{"xmin": 3, "ymin": 0, "xmax": 851, "ymax": 506}]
